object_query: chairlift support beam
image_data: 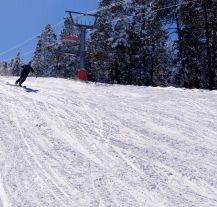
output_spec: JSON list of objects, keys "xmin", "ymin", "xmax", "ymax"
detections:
[
  {"xmin": 65, "ymin": 10, "xmax": 97, "ymax": 17},
  {"xmin": 65, "ymin": 10, "xmax": 97, "ymax": 70}
]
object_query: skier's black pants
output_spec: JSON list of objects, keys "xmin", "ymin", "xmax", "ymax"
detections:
[{"xmin": 15, "ymin": 75, "xmax": 28, "ymax": 85}]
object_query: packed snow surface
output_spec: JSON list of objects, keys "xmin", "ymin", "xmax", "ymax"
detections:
[{"xmin": 0, "ymin": 76, "xmax": 217, "ymax": 207}]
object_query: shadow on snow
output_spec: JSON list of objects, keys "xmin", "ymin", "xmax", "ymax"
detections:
[{"xmin": 23, "ymin": 87, "xmax": 39, "ymax": 93}]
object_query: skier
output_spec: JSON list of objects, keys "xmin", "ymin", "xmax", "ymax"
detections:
[{"xmin": 15, "ymin": 61, "xmax": 34, "ymax": 86}]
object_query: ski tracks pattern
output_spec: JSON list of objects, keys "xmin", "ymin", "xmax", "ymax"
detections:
[{"xmin": 0, "ymin": 77, "xmax": 217, "ymax": 207}]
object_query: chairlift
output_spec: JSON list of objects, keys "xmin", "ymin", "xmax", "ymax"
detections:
[{"xmin": 63, "ymin": 36, "xmax": 79, "ymax": 42}]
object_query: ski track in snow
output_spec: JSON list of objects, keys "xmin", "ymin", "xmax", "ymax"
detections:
[{"xmin": 0, "ymin": 76, "xmax": 217, "ymax": 207}]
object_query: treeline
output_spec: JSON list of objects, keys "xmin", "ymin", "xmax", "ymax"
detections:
[
  {"xmin": 0, "ymin": 18, "xmax": 80, "ymax": 78},
  {"xmin": 87, "ymin": 0, "xmax": 217, "ymax": 90},
  {"xmin": 1, "ymin": 0, "xmax": 217, "ymax": 90}
]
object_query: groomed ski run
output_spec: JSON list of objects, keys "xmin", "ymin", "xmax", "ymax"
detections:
[{"xmin": 0, "ymin": 76, "xmax": 217, "ymax": 207}]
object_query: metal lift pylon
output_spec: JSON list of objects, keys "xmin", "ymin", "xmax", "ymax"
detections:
[{"xmin": 65, "ymin": 11, "xmax": 97, "ymax": 80}]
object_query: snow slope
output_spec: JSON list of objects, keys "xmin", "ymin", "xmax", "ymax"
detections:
[{"xmin": 0, "ymin": 76, "xmax": 217, "ymax": 207}]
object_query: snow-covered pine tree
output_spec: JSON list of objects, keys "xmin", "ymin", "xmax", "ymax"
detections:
[
  {"xmin": 0, "ymin": 62, "xmax": 3, "ymax": 75},
  {"xmin": 9, "ymin": 52, "xmax": 23, "ymax": 76},
  {"xmin": 126, "ymin": 0, "xmax": 168, "ymax": 86},
  {"xmin": 108, "ymin": 1, "xmax": 132, "ymax": 84},
  {"xmin": 202, "ymin": 0, "xmax": 217, "ymax": 89},
  {"xmin": 148, "ymin": 0, "xmax": 169, "ymax": 86},
  {"xmin": 165, "ymin": 0, "xmax": 217, "ymax": 90},
  {"xmin": 57, "ymin": 17, "xmax": 80, "ymax": 78},
  {"xmin": 87, "ymin": 0, "xmax": 117, "ymax": 83},
  {"xmin": 179, "ymin": 0, "xmax": 206, "ymax": 89},
  {"xmin": 125, "ymin": 0, "xmax": 148, "ymax": 85},
  {"xmin": 163, "ymin": 0, "xmax": 198, "ymax": 88},
  {"xmin": 92, "ymin": 0, "xmax": 168, "ymax": 86},
  {"xmin": 0, "ymin": 61, "xmax": 9, "ymax": 76},
  {"xmin": 32, "ymin": 24, "xmax": 57, "ymax": 77},
  {"xmin": 88, "ymin": 0, "xmax": 148, "ymax": 85}
]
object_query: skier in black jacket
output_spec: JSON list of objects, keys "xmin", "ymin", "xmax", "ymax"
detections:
[{"xmin": 15, "ymin": 61, "xmax": 34, "ymax": 86}]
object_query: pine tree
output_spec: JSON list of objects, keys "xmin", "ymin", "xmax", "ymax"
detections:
[
  {"xmin": 87, "ymin": 0, "xmax": 117, "ymax": 83},
  {"xmin": 57, "ymin": 18, "xmax": 80, "ymax": 78},
  {"xmin": 88, "ymin": 0, "xmax": 169, "ymax": 86},
  {"xmin": 0, "ymin": 61, "xmax": 9, "ymax": 76},
  {"xmin": 125, "ymin": 0, "xmax": 148, "ymax": 85},
  {"xmin": 108, "ymin": 4, "xmax": 130, "ymax": 84},
  {"xmin": 126, "ymin": 0, "xmax": 168, "ymax": 86},
  {"xmin": 180, "ymin": 1, "xmax": 206, "ymax": 88},
  {"xmin": 9, "ymin": 52, "xmax": 23, "ymax": 76},
  {"xmin": 202, "ymin": 0, "xmax": 217, "ymax": 89},
  {"xmin": 165, "ymin": 0, "xmax": 184, "ymax": 87},
  {"xmin": 149, "ymin": 0, "xmax": 169, "ymax": 86},
  {"xmin": 166, "ymin": 0, "xmax": 217, "ymax": 89},
  {"xmin": 32, "ymin": 24, "xmax": 57, "ymax": 77}
]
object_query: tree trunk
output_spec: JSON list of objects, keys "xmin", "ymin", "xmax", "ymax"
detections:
[
  {"xmin": 203, "ymin": 0, "xmax": 213, "ymax": 90},
  {"xmin": 211, "ymin": 7, "xmax": 217, "ymax": 89},
  {"xmin": 150, "ymin": 43, "xmax": 155, "ymax": 86},
  {"xmin": 174, "ymin": 5, "xmax": 188, "ymax": 88}
]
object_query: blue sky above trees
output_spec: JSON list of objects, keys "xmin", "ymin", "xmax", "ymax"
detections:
[{"xmin": 0, "ymin": 0, "xmax": 97, "ymax": 62}]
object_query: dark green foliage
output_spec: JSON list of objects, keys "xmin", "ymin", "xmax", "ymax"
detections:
[{"xmin": 87, "ymin": 0, "xmax": 169, "ymax": 86}]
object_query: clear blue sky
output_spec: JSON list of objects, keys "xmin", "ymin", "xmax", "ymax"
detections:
[{"xmin": 0, "ymin": 0, "xmax": 98, "ymax": 62}]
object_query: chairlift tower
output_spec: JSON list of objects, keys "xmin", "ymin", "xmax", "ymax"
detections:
[{"xmin": 65, "ymin": 11, "xmax": 97, "ymax": 72}]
